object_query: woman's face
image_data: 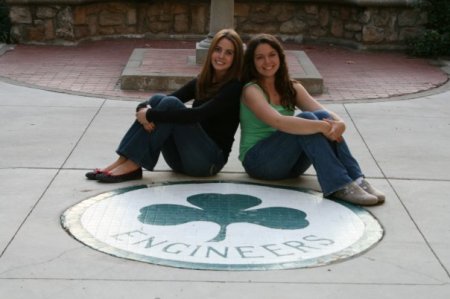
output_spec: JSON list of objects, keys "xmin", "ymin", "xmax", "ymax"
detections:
[
  {"xmin": 211, "ymin": 37, "xmax": 235, "ymax": 78},
  {"xmin": 253, "ymin": 43, "xmax": 280, "ymax": 79}
]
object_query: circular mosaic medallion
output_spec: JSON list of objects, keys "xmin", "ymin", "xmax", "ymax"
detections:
[{"xmin": 62, "ymin": 181, "xmax": 383, "ymax": 270}]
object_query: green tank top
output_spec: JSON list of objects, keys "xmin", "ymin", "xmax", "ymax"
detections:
[{"xmin": 239, "ymin": 83, "xmax": 294, "ymax": 161}]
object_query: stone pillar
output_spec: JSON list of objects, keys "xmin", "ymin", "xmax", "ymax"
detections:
[{"xmin": 195, "ymin": 0, "xmax": 234, "ymax": 65}]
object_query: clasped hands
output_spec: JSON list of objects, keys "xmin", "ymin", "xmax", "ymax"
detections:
[
  {"xmin": 323, "ymin": 118, "xmax": 345, "ymax": 142},
  {"xmin": 136, "ymin": 107, "xmax": 156, "ymax": 133}
]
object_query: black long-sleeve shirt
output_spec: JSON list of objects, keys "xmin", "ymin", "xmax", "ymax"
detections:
[{"xmin": 139, "ymin": 79, "xmax": 242, "ymax": 162}]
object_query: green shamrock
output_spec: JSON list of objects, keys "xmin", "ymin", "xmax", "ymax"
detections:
[{"xmin": 138, "ymin": 193, "xmax": 309, "ymax": 242}]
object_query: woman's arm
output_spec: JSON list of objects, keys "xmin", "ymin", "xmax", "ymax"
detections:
[
  {"xmin": 169, "ymin": 79, "xmax": 197, "ymax": 103},
  {"xmin": 135, "ymin": 78, "xmax": 196, "ymax": 113},
  {"xmin": 293, "ymin": 82, "xmax": 346, "ymax": 141},
  {"xmin": 143, "ymin": 80, "xmax": 242, "ymax": 124},
  {"xmin": 242, "ymin": 84, "xmax": 331, "ymax": 136}
]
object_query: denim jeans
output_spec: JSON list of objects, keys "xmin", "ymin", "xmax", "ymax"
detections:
[
  {"xmin": 242, "ymin": 110, "xmax": 364, "ymax": 195},
  {"xmin": 116, "ymin": 94, "xmax": 225, "ymax": 176}
]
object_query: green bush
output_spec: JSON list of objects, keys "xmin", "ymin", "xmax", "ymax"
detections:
[
  {"xmin": 424, "ymin": 0, "xmax": 450, "ymax": 34},
  {"xmin": 407, "ymin": 0, "xmax": 450, "ymax": 57},
  {"xmin": 407, "ymin": 30, "xmax": 449, "ymax": 57},
  {"xmin": 0, "ymin": 0, "xmax": 11, "ymax": 43}
]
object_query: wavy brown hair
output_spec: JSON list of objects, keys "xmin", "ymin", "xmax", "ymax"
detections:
[
  {"xmin": 242, "ymin": 33, "xmax": 296, "ymax": 110},
  {"xmin": 197, "ymin": 28, "xmax": 244, "ymax": 100}
]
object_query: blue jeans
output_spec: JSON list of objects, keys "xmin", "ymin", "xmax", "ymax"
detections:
[
  {"xmin": 116, "ymin": 94, "xmax": 225, "ymax": 176},
  {"xmin": 242, "ymin": 110, "xmax": 364, "ymax": 195}
]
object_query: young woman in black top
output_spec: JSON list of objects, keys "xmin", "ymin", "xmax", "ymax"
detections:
[{"xmin": 86, "ymin": 29, "xmax": 244, "ymax": 183}]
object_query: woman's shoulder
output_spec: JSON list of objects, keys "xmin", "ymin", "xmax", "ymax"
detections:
[
  {"xmin": 242, "ymin": 82, "xmax": 263, "ymax": 96},
  {"xmin": 243, "ymin": 81, "xmax": 259, "ymax": 88},
  {"xmin": 187, "ymin": 77, "xmax": 198, "ymax": 87},
  {"xmin": 242, "ymin": 81, "xmax": 262, "ymax": 93},
  {"xmin": 242, "ymin": 82, "xmax": 269, "ymax": 104},
  {"xmin": 178, "ymin": 77, "xmax": 198, "ymax": 93}
]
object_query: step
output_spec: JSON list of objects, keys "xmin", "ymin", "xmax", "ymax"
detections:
[{"xmin": 120, "ymin": 48, "xmax": 323, "ymax": 94}]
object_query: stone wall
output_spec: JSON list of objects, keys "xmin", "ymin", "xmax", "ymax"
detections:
[{"xmin": 6, "ymin": 0, "xmax": 426, "ymax": 49}]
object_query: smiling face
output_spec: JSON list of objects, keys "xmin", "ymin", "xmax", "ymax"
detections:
[
  {"xmin": 253, "ymin": 43, "xmax": 280, "ymax": 79},
  {"xmin": 210, "ymin": 37, "xmax": 235, "ymax": 79}
]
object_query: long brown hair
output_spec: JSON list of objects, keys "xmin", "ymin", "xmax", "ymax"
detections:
[
  {"xmin": 197, "ymin": 29, "xmax": 244, "ymax": 100},
  {"xmin": 242, "ymin": 33, "xmax": 296, "ymax": 109}
]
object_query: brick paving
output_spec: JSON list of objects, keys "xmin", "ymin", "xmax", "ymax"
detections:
[
  {"xmin": 0, "ymin": 39, "xmax": 447, "ymax": 102},
  {"xmin": 295, "ymin": 44, "xmax": 448, "ymax": 101}
]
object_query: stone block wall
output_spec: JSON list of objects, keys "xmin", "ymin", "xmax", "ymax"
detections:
[
  {"xmin": 235, "ymin": 1, "xmax": 427, "ymax": 49},
  {"xmin": 6, "ymin": 0, "xmax": 426, "ymax": 49}
]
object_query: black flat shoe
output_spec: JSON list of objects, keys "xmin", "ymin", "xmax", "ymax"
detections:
[
  {"xmin": 85, "ymin": 168, "xmax": 104, "ymax": 180},
  {"xmin": 97, "ymin": 168, "xmax": 143, "ymax": 183}
]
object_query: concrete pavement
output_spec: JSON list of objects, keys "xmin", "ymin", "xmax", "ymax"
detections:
[{"xmin": 1, "ymin": 54, "xmax": 450, "ymax": 297}]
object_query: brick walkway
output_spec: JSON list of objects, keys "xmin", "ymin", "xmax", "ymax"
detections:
[{"xmin": 0, "ymin": 39, "xmax": 447, "ymax": 102}]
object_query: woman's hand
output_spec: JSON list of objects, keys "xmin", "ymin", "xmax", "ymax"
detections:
[
  {"xmin": 136, "ymin": 108, "xmax": 156, "ymax": 133},
  {"xmin": 323, "ymin": 119, "xmax": 345, "ymax": 142}
]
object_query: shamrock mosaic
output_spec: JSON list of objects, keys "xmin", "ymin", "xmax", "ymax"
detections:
[{"xmin": 138, "ymin": 193, "xmax": 309, "ymax": 242}]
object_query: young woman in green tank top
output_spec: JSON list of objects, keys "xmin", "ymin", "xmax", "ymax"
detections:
[{"xmin": 239, "ymin": 33, "xmax": 385, "ymax": 206}]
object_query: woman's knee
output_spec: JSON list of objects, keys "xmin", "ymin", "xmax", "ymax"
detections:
[
  {"xmin": 148, "ymin": 94, "xmax": 166, "ymax": 107},
  {"xmin": 312, "ymin": 109, "xmax": 331, "ymax": 120},
  {"xmin": 296, "ymin": 110, "xmax": 330, "ymax": 120},
  {"xmin": 297, "ymin": 111, "xmax": 318, "ymax": 120},
  {"xmin": 149, "ymin": 95, "xmax": 184, "ymax": 111}
]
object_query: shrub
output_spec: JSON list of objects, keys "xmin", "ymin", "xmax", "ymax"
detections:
[
  {"xmin": 407, "ymin": 30, "xmax": 449, "ymax": 57},
  {"xmin": 407, "ymin": 0, "xmax": 450, "ymax": 57},
  {"xmin": 424, "ymin": 0, "xmax": 450, "ymax": 34},
  {"xmin": 0, "ymin": 0, "xmax": 11, "ymax": 43}
]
